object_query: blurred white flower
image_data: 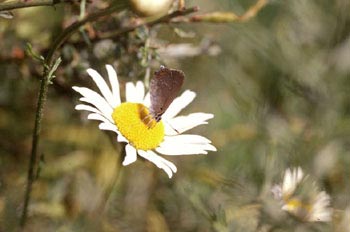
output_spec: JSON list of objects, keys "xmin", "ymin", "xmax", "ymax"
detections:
[
  {"xmin": 73, "ymin": 65, "xmax": 216, "ymax": 178},
  {"xmin": 272, "ymin": 167, "xmax": 332, "ymax": 222}
]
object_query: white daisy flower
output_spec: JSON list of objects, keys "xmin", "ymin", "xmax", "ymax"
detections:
[
  {"xmin": 73, "ymin": 65, "xmax": 216, "ymax": 178},
  {"xmin": 272, "ymin": 167, "xmax": 332, "ymax": 222}
]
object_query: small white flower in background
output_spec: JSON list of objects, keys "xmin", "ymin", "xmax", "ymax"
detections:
[
  {"xmin": 73, "ymin": 65, "xmax": 216, "ymax": 178},
  {"xmin": 271, "ymin": 167, "xmax": 332, "ymax": 222}
]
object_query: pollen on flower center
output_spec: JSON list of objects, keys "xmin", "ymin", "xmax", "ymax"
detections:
[
  {"xmin": 283, "ymin": 197, "xmax": 313, "ymax": 220},
  {"xmin": 112, "ymin": 102, "xmax": 164, "ymax": 150}
]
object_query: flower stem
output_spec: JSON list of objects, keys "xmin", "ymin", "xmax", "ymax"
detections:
[
  {"xmin": 19, "ymin": 61, "xmax": 50, "ymax": 228},
  {"xmin": 19, "ymin": 2, "xmax": 128, "ymax": 227}
]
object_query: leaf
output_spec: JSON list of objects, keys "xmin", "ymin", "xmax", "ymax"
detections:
[
  {"xmin": 25, "ymin": 43, "xmax": 45, "ymax": 63},
  {"xmin": 47, "ymin": 57, "xmax": 62, "ymax": 84}
]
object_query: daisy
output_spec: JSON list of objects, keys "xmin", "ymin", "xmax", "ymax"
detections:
[
  {"xmin": 271, "ymin": 167, "xmax": 332, "ymax": 222},
  {"xmin": 73, "ymin": 65, "xmax": 216, "ymax": 178}
]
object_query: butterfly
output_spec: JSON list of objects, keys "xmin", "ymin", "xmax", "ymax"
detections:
[{"xmin": 142, "ymin": 65, "xmax": 185, "ymax": 128}]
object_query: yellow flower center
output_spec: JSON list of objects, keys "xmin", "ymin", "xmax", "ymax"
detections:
[
  {"xmin": 283, "ymin": 197, "xmax": 312, "ymax": 220},
  {"xmin": 285, "ymin": 198, "xmax": 312, "ymax": 212},
  {"xmin": 112, "ymin": 102, "xmax": 164, "ymax": 150}
]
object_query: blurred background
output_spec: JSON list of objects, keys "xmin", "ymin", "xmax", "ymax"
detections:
[{"xmin": 0, "ymin": 0, "xmax": 350, "ymax": 231}]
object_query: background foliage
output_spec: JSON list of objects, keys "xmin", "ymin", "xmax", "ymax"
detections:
[{"xmin": 0, "ymin": 0, "xmax": 350, "ymax": 231}]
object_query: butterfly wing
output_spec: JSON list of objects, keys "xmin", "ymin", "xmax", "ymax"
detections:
[{"xmin": 149, "ymin": 66, "xmax": 185, "ymax": 121}]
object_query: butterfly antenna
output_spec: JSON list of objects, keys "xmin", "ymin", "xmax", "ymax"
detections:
[{"xmin": 164, "ymin": 120, "xmax": 179, "ymax": 135}]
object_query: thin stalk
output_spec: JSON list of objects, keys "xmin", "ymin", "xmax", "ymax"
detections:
[
  {"xmin": 19, "ymin": 67, "xmax": 50, "ymax": 227},
  {"xmin": 0, "ymin": 0, "xmax": 66, "ymax": 11},
  {"xmin": 19, "ymin": 2, "xmax": 128, "ymax": 227}
]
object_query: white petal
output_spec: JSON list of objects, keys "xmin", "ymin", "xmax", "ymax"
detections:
[
  {"xmin": 126, "ymin": 82, "xmax": 137, "ymax": 102},
  {"xmin": 283, "ymin": 168, "xmax": 294, "ymax": 196},
  {"xmin": 143, "ymin": 92, "xmax": 151, "ymax": 107},
  {"xmin": 87, "ymin": 113, "xmax": 111, "ymax": 124},
  {"xmin": 156, "ymin": 143, "xmax": 216, "ymax": 156},
  {"xmin": 117, "ymin": 133, "xmax": 128, "ymax": 142},
  {"xmin": 99, "ymin": 122, "xmax": 118, "ymax": 133},
  {"xmin": 137, "ymin": 150, "xmax": 176, "ymax": 178},
  {"xmin": 145, "ymin": 150, "xmax": 177, "ymax": 173},
  {"xmin": 296, "ymin": 167, "xmax": 304, "ymax": 183},
  {"xmin": 73, "ymin": 86, "xmax": 113, "ymax": 121},
  {"xmin": 159, "ymin": 158, "xmax": 177, "ymax": 174},
  {"xmin": 309, "ymin": 191, "xmax": 332, "ymax": 222},
  {"xmin": 163, "ymin": 122, "xmax": 180, "ymax": 135},
  {"xmin": 87, "ymin": 68, "xmax": 117, "ymax": 108},
  {"xmin": 79, "ymin": 97, "xmax": 113, "ymax": 122},
  {"xmin": 75, "ymin": 104, "xmax": 102, "ymax": 115},
  {"xmin": 135, "ymin": 81, "xmax": 145, "ymax": 102},
  {"xmin": 163, "ymin": 134, "xmax": 212, "ymax": 144},
  {"xmin": 123, "ymin": 144, "xmax": 137, "ymax": 166},
  {"xmin": 282, "ymin": 167, "xmax": 304, "ymax": 196},
  {"xmin": 162, "ymin": 90, "xmax": 196, "ymax": 120},
  {"xmin": 106, "ymin": 65, "xmax": 121, "ymax": 106},
  {"xmin": 165, "ymin": 113, "xmax": 214, "ymax": 135}
]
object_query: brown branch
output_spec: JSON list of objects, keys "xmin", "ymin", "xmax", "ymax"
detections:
[
  {"xmin": 97, "ymin": 6, "xmax": 199, "ymax": 40},
  {"xmin": 0, "ymin": 0, "xmax": 77, "ymax": 11}
]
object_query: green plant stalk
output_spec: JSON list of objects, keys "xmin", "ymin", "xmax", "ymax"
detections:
[
  {"xmin": 19, "ymin": 63, "xmax": 50, "ymax": 228},
  {"xmin": 19, "ymin": 2, "xmax": 128, "ymax": 227}
]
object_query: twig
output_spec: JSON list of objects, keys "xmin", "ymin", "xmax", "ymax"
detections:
[
  {"xmin": 96, "ymin": 6, "xmax": 199, "ymax": 40},
  {"xmin": 0, "ymin": 0, "xmax": 73, "ymax": 11},
  {"xmin": 19, "ymin": 2, "xmax": 128, "ymax": 227},
  {"xmin": 238, "ymin": 0, "xmax": 267, "ymax": 22},
  {"xmin": 189, "ymin": 0, "xmax": 267, "ymax": 23}
]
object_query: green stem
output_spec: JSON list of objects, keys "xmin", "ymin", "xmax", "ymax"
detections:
[
  {"xmin": 19, "ymin": 64, "xmax": 50, "ymax": 228},
  {"xmin": 19, "ymin": 2, "xmax": 128, "ymax": 227}
]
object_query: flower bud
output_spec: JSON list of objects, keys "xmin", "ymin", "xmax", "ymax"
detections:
[{"xmin": 129, "ymin": 0, "xmax": 173, "ymax": 17}]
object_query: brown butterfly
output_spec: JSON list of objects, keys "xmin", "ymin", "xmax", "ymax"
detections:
[
  {"xmin": 141, "ymin": 66, "xmax": 185, "ymax": 128},
  {"xmin": 149, "ymin": 65, "xmax": 185, "ymax": 122}
]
